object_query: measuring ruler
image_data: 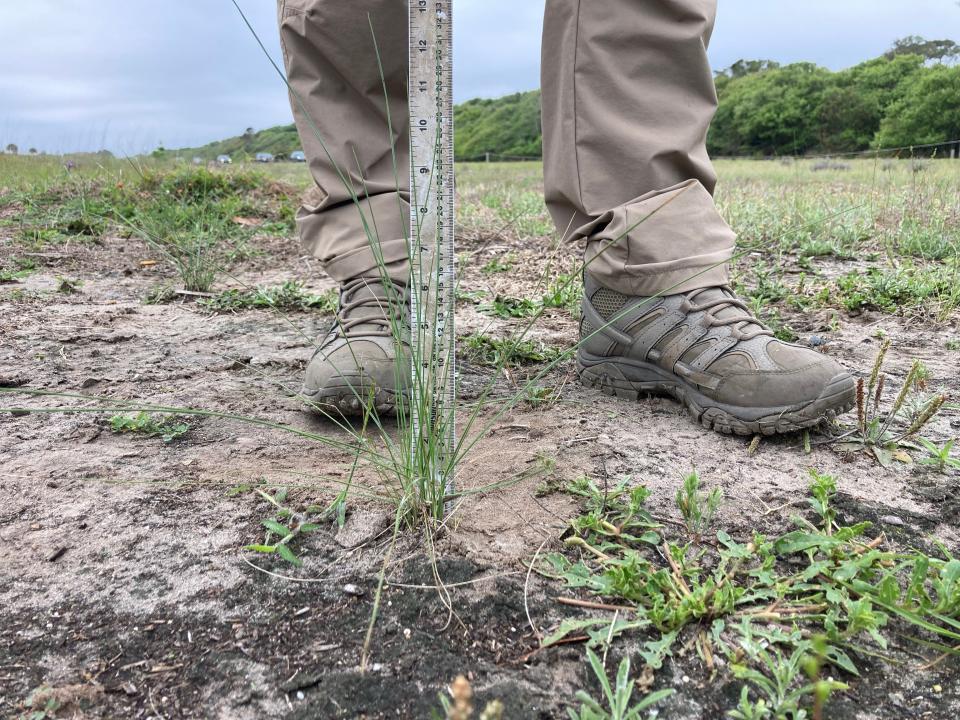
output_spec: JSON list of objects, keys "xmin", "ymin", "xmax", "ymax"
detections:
[{"xmin": 408, "ymin": 0, "xmax": 456, "ymax": 506}]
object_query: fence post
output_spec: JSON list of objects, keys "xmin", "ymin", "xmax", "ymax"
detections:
[{"xmin": 485, "ymin": 152, "xmax": 490, "ymax": 163}]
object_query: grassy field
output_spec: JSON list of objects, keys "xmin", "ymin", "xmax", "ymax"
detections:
[{"xmin": 1, "ymin": 155, "xmax": 959, "ymax": 719}]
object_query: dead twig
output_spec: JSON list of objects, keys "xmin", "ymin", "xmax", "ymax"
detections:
[
  {"xmin": 525, "ymin": 539, "xmax": 550, "ymax": 642},
  {"xmin": 663, "ymin": 541, "xmax": 692, "ymax": 597},
  {"xmin": 514, "ymin": 634, "xmax": 590, "ymax": 664},
  {"xmin": 556, "ymin": 597, "xmax": 635, "ymax": 613}
]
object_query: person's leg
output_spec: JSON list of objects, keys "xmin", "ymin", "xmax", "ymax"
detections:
[
  {"xmin": 542, "ymin": 0, "xmax": 855, "ymax": 435},
  {"xmin": 278, "ymin": 0, "xmax": 410, "ymax": 415},
  {"xmin": 278, "ymin": 0, "xmax": 409, "ymax": 283},
  {"xmin": 541, "ymin": 0, "xmax": 733, "ymax": 296}
]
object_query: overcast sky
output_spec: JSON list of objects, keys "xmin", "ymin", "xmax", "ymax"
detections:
[{"xmin": 1, "ymin": 1, "xmax": 958, "ymax": 155}]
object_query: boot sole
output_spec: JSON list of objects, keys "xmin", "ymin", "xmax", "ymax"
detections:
[
  {"xmin": 577, "ymin": 351, "xmax": 855, "ymax": 436},
  {"xmin": 300, "ymin": 377, "xmax": 398, "ymax": 418}
]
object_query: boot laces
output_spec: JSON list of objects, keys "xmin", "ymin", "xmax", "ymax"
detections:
[
  {"xmin": 329, "ymin": 277, "xmax": 409, "ymax": 339},
  {"xmin": 684, "ymin": 286, "xmax": 773, "ymax": 341}
]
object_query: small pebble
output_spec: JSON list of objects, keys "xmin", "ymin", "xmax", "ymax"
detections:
[
  {"xmin": 403, "ymin": 628, "xmax": 412, "ymax": 640},
  {"xmin": 933, "ymin": 684, "xmax": 943, "ymax": 693},
  {"xmin": 296, "ymin": 691, "xmax": 305, "ymax": 701},
  {"xmin": 879, "ymin": 515, "xmax": 905, "ymax": 526},
  {"xmin": 808, "ymin": 335, "xmax": 827, "ymax": 347},
  {"xmin": 342, "ymin": 584, "xmax": 363, "ymax": 597}
]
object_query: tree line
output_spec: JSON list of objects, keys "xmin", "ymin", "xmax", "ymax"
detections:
[
  {"xmin": 453, "ymin": 36, "xmax": 960, "ymax": 160},
  {"xmin": 709, "ymin": 36, "xmax": 960, "ymax": 155}
]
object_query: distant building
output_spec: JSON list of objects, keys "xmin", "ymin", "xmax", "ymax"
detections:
[
  {"xmin": 289, "ymin": 150, "xmax": 306, "ymax": 162},
  {"xmin": 255, "ymin": 152, "xmax": 275, "ymax": 163},
  {"xmin": 216, "ymin": 154, "xmax": 232, "ymax": 164},
  {"xmin": 192, "ymin": 156, "xmax": 203, "ymax": 165}
]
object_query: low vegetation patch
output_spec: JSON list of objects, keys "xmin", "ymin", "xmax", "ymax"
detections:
[
  {"xmin": 12, "ymin": 166, "xmax": 298, "ymax": 293},
  {"xmin": 109, "ymin": 412, "xmax": 189, "ymax": 443},
  {"xmin": 462, "ymin": 333, "xmax": 564, "ymax": 369},
  {"xmin": 831, "ymin": 341, "xmax": 950, "ymax": 467},
  {"xmin": 474, "ymin": 275, "xmax": 582, "ymax": 321},
  {"xmin": 242, "ymin": 486, "xmax": 341, "ymax": 568},
  {"xmin": 541, "ymin": 470, "xmax": 960, "ymax": 718},
  {"xmin": 833, "ymin": 263, "xmax": 960, "ymax": 318},
  {"xmin": 0, "ymin": 256, "xmax": 35, "ymax": 283},
  {"xmin": 199, "ymin": 281, "xmax": 336, "ymax": 313}
]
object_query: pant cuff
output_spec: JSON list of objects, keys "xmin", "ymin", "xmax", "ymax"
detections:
[
  {"xmin": 297, "ymin": 192, "xmax": 410, "ymax": 283},
  {"xmin": 323, "ymin": 238, "xmax": 409, "ymax": 283},
  {"xmin": 586, "ymin": 250, "xmax": 732, "ymax": 296},
  {"xmin": 579, "ymin": 179, "xmax": 736, "ymax": 296}
]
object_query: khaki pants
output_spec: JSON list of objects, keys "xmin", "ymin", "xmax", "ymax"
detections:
[{"xmin": 277, "ymin": 0, "xmax": 735, "ymax": 295}]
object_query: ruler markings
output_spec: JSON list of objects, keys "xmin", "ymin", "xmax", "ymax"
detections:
[{"xmin": 409, "ymin": 0, "xmax": 455, "ymax": 501}]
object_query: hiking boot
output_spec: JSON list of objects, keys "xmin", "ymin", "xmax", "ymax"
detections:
[
  {"xmin": 301, "ymin": 277, "xmax": 409, "ymax": 416},
  {"xmin": 577, "ymin": 274, "xmax": 855, "ymax": 435}
]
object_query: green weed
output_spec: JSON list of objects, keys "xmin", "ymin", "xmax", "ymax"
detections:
[
  {"xmin": 199, "ymin": 281, "xmax": 337, "ymax": 313},
  {"xmin": 18, "ymin": 226, "xmax": 64, "ymax": 248},
  {"xmin": 567, "ymin": 649, "xmax": 675, "ymax": 720},
  {"xmin": 477, "ymin": 274, "xmax": 581, "ymax": 320},
  {"xmin": 143, "ymin": 284, "xmax": 178, "ymax": 305},
  {"xmin": 542, "ymin": 273, "xmax": 583, "ymax": 314},
  {"xmin": 455, "ymin": 287, "xmax": 488, "ymax": 304},
  {"xmin": 21, "ymin": 685, "xmax": 61, "ymax": 720},
  {"xmin": 675, "ymin": 471, "xmax": 723, "ymax": 542},
  {"xmin": 462, "ymin": 333, "xmax": 563, "ymax": 368},
  {"xmin": 732, "ymin": 262, "xmax": 799, "ymax": 341},
  {"xmin": 479, "ymin": 294, "xmax": 539, "ymax": 319},
  {"xmin": 124, "ymin": 202, "xmax": 232, "ymax": 294},
  {"xmin": 135, "ymin": 166, "xmax": 264, "ymax": 202},
  {"xmin": 477, "ymin": 187, "xmax": 553, "ymax": 237},
  {"xmin": 728, "ymin": 634, "xmax": 846, "ymax": 720},
  {"xmin": 480, "ymin": 254, "xmax": 515, "ymax": 274},
  {"xmin": 522, "ymin": 383, "xmax": 562, "ymax": 408},
  {"xmin": 56, "ymin": 277, "xmax": 82, "ymax": 294},
  {"xmin": 835, "ymin": 341, "xmax": 948, "ymax": 466},
  {"xmin": 109, "ymin": 411, "xmax": 189, "ymax": 443},
  {"xmin": 244, "ymin": 487, "xmax": 337, "ymax": 567},
  {"xmin": 916, "ymin": 438, "xmax": 960, "ymax": 473},
  {"xmin": 895, "ymin": 217, "xmax": 959, "ymax": 261}
]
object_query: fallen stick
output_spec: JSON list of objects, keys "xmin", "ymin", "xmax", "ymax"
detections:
[{"xmin": 556, "ymin": 597, "xmax": 635, "ymax": 613}]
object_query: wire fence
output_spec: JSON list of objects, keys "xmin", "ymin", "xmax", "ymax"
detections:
[
  {"xmin": 456, "ymin": 139, "xmax": 960, "ymax": 164},
  {"xmin": 716, "ymin": 138, "xmax": 960, "ymax": 161},
  {"xmin": 456, "ymin": 152, "xmax": 543, "ymax": 163}
]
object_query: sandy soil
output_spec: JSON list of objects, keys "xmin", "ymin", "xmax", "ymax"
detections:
[{"xmin": 1, "ymin": 209, "xmax": 959, "ymax": 718}]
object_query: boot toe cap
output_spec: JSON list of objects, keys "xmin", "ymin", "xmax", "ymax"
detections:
[
  {"xmin": 714, "ymin": 351, "xmax": 854, "ymax": 410},
  {"xmin": 301, "ymin": 338, "xmax": 408, "ymax": 415}
]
